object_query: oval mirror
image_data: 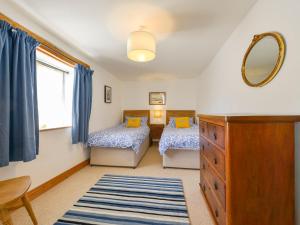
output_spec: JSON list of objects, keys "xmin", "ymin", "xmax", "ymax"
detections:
[{"xmin": 242, "ymin": 32, "xmax": 285, "ymax": 87}]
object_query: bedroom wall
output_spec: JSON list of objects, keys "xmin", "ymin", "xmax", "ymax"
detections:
[
  {"xmin": 0, "ymin": 1, "xmax": 122, "ymax": 189},
  {"xmin": 121, "ymin": 78, "xmax": 197, "ymax": 124},
  {"xmin": 195, "ymin": 0, "xmax": 300, "ymax": 223}
]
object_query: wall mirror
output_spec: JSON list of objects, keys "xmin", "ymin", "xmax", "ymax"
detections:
[{"xmin": 242, "ymin": 32, "xmax": 285, "ymax": 87}]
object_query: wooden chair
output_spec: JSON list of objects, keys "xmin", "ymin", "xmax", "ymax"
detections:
[{"xmin": 0, "ymin": 176, "xmax": 38, "ymax": 225}]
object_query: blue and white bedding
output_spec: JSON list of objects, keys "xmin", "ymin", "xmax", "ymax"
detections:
[
  {"xmin": 159, "ymin": 124, "xmax": 200, "ymax": 155},
  {"xmin": 88, "ymin": 124, "xmax": 150, "ymax": 153}
]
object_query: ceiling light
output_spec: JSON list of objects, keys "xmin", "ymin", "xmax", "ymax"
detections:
[{"xmin": 127, "ymin": 29, "xmax": 156, "ymax": 62}]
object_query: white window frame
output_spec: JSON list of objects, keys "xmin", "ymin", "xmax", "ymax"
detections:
[{"xmin": 36, "ymin": 51, "xmax": 74, "ymax": 131}]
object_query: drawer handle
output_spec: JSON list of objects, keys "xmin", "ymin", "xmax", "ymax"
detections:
[
  {"xmin": 214, "ymin": 158, "xmax": 218, "ymax": 164},
  {"xmin": 201, "ymin": 144, "xmax": 205, "ymax": 151},
  {"xmin": 213, "ymin": 132, "xmax": 217, "ymax": 140},
  {"xmin": 214, "ymin": 182, "xmax": 218, "ymax": 190},
  {"xmin": 202, "ymin": 127, "xmax": 205, "ymax": 133},
  {"xmin": 202, "ymin": 164, "xmax": 206, "ymax": 170},
  {"xmin": 215, "ymin": 209, "xmax": 219, "ymax": 218}
]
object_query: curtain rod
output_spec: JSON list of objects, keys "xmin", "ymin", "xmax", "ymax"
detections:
[
  {"xmin": 37, "ymin": 59, "xmax": 70, "ymax": 74},
  {"xmin": 0, "ymin": 12, "xmax": 91, "ymax": 69}
]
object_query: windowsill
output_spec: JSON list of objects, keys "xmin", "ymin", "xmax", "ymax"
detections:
[{"xmin": 39, "ymin": 125, "xmax": 71, "ymax": 132}]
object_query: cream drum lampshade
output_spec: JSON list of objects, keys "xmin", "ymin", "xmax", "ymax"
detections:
[
  {"xmin": 127, "ymin": 31, "xmax": 156, "ymax": 62},
  {"xmin": 154, "ymin": 110, "xmax": 162, "ymax": 118}
]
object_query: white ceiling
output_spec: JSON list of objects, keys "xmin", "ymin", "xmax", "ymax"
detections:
[{"xmin": 11, "ymin": 0, "xmax": 256, "ymax": 81}]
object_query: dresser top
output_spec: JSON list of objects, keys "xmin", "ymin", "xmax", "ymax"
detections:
[{"xmin": 198, "ymin": 114, "xmax": 300, "ymax": 126}]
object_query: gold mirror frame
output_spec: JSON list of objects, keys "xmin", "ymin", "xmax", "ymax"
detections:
[{"xmin": 241, "ymin": 32, "xmax": 286, "ymax": 87}]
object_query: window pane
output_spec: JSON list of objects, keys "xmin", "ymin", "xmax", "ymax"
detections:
[{"xmin": 36, "ymin": 51, "xmax": 74, "ymax": 130}]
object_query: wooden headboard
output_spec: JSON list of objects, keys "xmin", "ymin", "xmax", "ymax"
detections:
[
  {"xmin": 166, "ymin": 110, "xmax": 196, "ymax": 125},
  {"xmin": 123, "ymin": 110, "xmax": 150, "ymax": 126}
]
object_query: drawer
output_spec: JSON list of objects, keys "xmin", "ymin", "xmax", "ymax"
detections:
[
  {"xmin": 200, "ymin": 162, "xmax": 205, "ymax": 190},
  {"xmin": 200, "ymin": 154, "xmax": 206, "ymax": 183},
  {"xmin": 150, "ymin": 130, "xmax": 163, "ymax": 139},
  {"xmin": 150, "ymin": 124, "xmax": 164, "ymax": 139},
  {"xmin": 207, "ymin": 123, "xmax": 225, "ymax": 148},
  {"xmin": 199, "ymin": 121, "xmax": 208, "ymax": 137},
  {"xmin": 201, "ymin": 154, "xmax": 226, "ymax": 210},
  {"xmin": 202, "ymin": 176, "xmax": 226, "ymax": 225},
  {"xmin": 205, "ymin": 163, "xmax": 226, "ymax": 210},
  {"xmin": 200, "ymin": 137, "xmax": 225, "ymax": 180},
  {"xmin": 200, "ymin": 154, "xmax": 209, "ymax": 191},
  {"xmin": 200, "ymin": 153, "xmax": 208, "ymax": 172},
  {"xmin": 200, "ymin": 154, "xmax": 210, "ymax": 174},
  {"xmin": 200, "ymin": 159, "xmax": 208, "ymax": 193}
]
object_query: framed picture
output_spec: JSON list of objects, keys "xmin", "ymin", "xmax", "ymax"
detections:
[
  {"xmin": 149, "ymin": 92, "xmax": 166, "ymax": 105},
  {"xmin": 104, "ymin": 85, "xmax": 112, "ymax": 103}
]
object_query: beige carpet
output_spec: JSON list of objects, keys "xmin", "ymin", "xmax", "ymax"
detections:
[{"xmin": 9, "ymin": 144, "xmax": 214, "ymax": 225}]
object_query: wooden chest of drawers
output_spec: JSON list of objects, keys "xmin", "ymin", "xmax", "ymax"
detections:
[{"xmin": 198, "ymin": 114, "xmax": 299, "ymax": 225}]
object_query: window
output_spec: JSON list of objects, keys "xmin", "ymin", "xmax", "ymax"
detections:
[{"xmin": 36, "ymin": 50, "xmax": 74, "ymax": 130}]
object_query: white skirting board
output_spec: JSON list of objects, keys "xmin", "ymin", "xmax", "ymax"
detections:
[
  {"xmin": 163, "ymin": 149, "xmax": 200, "ymax": 169},
  {"xmin": 90, "ymin": 137, "xmax": 150, "ymax": 168}
]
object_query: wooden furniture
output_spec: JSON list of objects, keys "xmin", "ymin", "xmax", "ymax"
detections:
[
  {"xmin": 0, "ymin": 13, "xmax": 89, "ymax": 68},
  {"xmin": 0, "ymin": 176, "xmax": 38, "ymax": 225},
  {"xmin": 166, "ymin": 110, "xmax": 196, "ymax": 124},
  {"xmin": 198, "ymin": 114, "xmax": 299, "ymax": 225},
  {"xmin": 90, "ymin": 110, "xmax": 150, "ymax": 168},
  {"xmin": 162, "ymin": 110, "xmax": 200, "ymax": 169},
  {"xmin": 150, "ymin": 124, "xmax": 164, "ymax": 140},
  {"xmin": 123, "ymin": 110, "xmax": 150, "ymax": 126}
]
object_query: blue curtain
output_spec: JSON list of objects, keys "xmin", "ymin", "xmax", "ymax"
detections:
[
  {"xmin": 72, "ymin": 64, "xmax": 93, "ymax": 144},
  {"xmin": 0, "ymin": 21, "xmax": 40, "ymax": 167}
]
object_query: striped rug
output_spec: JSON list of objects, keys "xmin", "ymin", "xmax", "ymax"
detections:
[{"xmin": 54, "ymin": 174, "xmax": 190, "ymax": 225}]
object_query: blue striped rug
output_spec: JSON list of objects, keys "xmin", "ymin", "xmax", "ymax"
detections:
[{"xmin": 54, "ymin": 174, "xmax": 190, "ymax": 225}]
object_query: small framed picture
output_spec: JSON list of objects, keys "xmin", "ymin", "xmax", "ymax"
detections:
[
  {"xmin": 104, "ymin": 85, "xmax": 112, "ymax": 103},
  {"xmin": 149, "ymin": 92, "xmax": 166, "ymax": 105}
]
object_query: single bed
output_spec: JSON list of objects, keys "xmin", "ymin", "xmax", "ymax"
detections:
[
  {"xmin": 88, "ymin": 110, "xmax": 150, "ymax": 168},
  {"xmin": 159, "ymin": 110, "xmax": 200, "ymax": 169}
]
